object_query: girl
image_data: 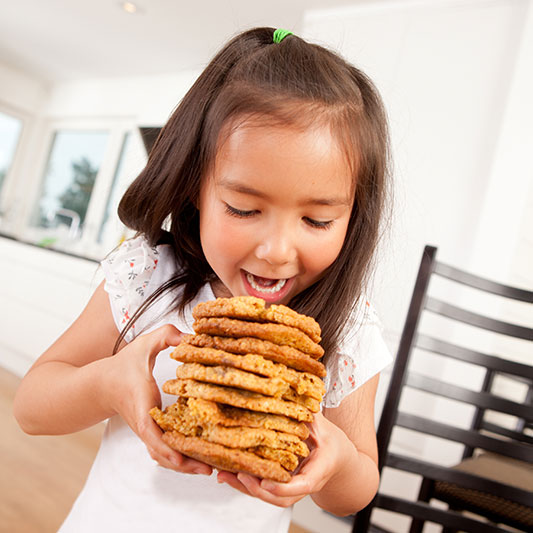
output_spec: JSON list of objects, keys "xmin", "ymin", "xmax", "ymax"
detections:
[{"xmin": 14, "ymin": 27, "xmax": 392, "ymax": 532}]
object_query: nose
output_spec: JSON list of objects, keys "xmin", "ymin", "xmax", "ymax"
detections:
[{"xmin": 254, "ymin": 221, "xmax": 297, "ymax": 266}]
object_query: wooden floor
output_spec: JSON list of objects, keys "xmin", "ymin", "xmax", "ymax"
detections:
[
  {"xmin": 1, "ymin": 367, "xmax": 310, "ymax": 532},
  {"xmin": 0, "ymin": 368, "xmax": 105, "ymax": 532}
]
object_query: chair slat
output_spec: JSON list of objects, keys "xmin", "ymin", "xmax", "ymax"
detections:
[
  {"xmin": 356, "ymin": 246, "xmax": 533, "ymax": 533},
  {"xmin": 375, "ymin": 494, "xmax": 508, "ymax": 533},
  {"xmin": 415, "ymin": 334, "xmax": 533, "ymax": 379},
  {"xmin": 480, "ymin": 421, "xmax": 533, "ymax": 445},
  {"xmin": 433, "ymin": 261, "xmax": 533, "ymax": 303},
  {"xmin": 406, "ymin": 372, "xmax": 532, "ymax": 421},
  {"xmin": 425, "ymin": 297, "xmax": 533, "ymax": 340},
  {"xmin": 396, "ymin": 413, "xmax": 533, "ymax": 462},
  {"xmin": 385, "ymin": 453, "xmax": 533, "ymax": 507}
]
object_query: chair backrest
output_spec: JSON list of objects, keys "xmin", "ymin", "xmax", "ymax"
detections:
[{"xmin": 353, "ymin": 245, "xmax": 533, "ymax": 533}]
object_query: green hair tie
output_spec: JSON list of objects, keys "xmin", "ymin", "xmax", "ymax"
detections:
[{"xmin": 273, "ymin": 29, "xmax": 293, "ymax": 44}]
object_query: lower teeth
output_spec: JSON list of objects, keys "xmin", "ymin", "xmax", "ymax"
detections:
[{"xmin": 246, "ymin": 273, "xmax": 287, "ymax": 294}]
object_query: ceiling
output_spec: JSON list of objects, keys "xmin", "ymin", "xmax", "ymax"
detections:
[{"xmin": 0, "ymin": 0, "xmax": 367, "ymax": 83}]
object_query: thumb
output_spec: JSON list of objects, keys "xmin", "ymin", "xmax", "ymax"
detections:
[{"xmin": 141, "ymin": 324, "xmax": 185, "ymax": 370}]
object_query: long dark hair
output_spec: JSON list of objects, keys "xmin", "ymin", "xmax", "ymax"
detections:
[{"xmin": 115, "ymin": 27, "xmax": 391, "ymax": 358}]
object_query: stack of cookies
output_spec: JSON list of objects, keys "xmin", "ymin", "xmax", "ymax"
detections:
[{"xmin": 150, "ymin": 296, "xmax": 327, "ymax": 483}]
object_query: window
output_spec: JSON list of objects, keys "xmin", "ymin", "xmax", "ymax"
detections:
[
  {"xmin": 0, "ymin": 111, "xmax": 23, "ymax": 199},
  {"xmin": 97, "ymin": 132, "xmax": 131, "ymax": 245},
  {"xmin": 29, "ymin": 130, "xmax": 109, "ymax": 246},
  {"xmin": 2, "ymin": 117, "xmax": 149, "ymax": 260}
]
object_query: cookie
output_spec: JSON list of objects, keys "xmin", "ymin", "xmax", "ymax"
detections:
[
  {"xmin": 250, "ymin": 446, "xmax": 299, "ymax": 472},
  {"xmin": 175, "ymin": 362, "xmax": 290, "ymax": 397},
  {"xmin": 186, "ymin": 398, "xmax": 309, "ymax": 439},
  {"xmin": 151, "ymin": 405, "xmax": 309, "ymax": 456},
  {"xmin": 193, "ymin": 317, "xmax": 324, "ymax": 358},
  {"xmin": 162, "ymin": 431, "xmax": 291, "ymax": 483},
  {"xmin": 193, "ymin": 296, "xmax": 321, "ymax": 343},
  {"xmin": 163, "ymin": 378, "xmax": 313, "ymax": 422},
  {"xmin": 172, "ymin": 344, "xmax": 325, "ymax": 400},
  {"xmin": 153, "ymin": 397, "xmax": 309, "ymax": 439},
  {"xmin": 202, "ymin": 425, "xmax": 309, "ymax": 457},
  {"xmin": 282, "ymin": 389, "xmax": 320, "ymax": 413},
  {"xmin": 183, "ymin": 334, "xmax": 326, "ymax": 377}
]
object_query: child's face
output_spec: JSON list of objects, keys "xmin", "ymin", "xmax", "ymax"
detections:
[{"xmin": 198, "ymin": 119, "xmax": 354, "ymax": 305}]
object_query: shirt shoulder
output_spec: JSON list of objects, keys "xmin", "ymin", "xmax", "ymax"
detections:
[
  {"xmin": 100, "ymin": 236, "xmax": 175, "ymax": 341},
  {"xmin": 323, "ymin": 300, "xmax": 392, "ymax": 408}
]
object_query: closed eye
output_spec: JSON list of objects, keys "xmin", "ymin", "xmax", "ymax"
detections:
[
  {"xmin": 224, "ymin": 203, "xmax": 258, "ymax": 218},
  {"xmin": 303, "ymin": 217, "xmax": 333, "ymax": 230}
]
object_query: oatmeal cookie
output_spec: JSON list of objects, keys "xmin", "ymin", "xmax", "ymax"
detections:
[
  {"xmin": 163, "ymin": 378, "xmax": 314, "ymax": 422},
  {"xmin": 162, "ymin": 431, "xmax": 291, "ymax": 483},
  {"xmin": 172, "ymin": 344, "xmax": 325, "ymax": 400},
  {"xmin": 175, "ymin": 362, "xmax": 291, "ymax": 397},
  {"xmin": 193, "ymin": 296, "xmax": 321, "ymax": 343},
  {"xmin": 250, "ymin": 446, "xmax": 299, "ymax": 472},
  {"xmin": 186, "ymin": 398, "xmax": 309, "ymax": 439},
  {"xmin": 192, "ymin": 317, "xmax": 324, "ymax": 358},
  {"xmin": 183, "ymin": 334, "xmax": 326, "ymax": 377},
  {"xmin": 151, "ymin": 405, "xmax": 309, "ymax": 456},
  {"xmin": 154, "ymin": 397, "xmax": 309, "ymax": 439}
]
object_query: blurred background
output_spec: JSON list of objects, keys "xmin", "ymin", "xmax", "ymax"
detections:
[{"xmin": 0, "ymin": 0, "xmax": 532, "ymax": 532}]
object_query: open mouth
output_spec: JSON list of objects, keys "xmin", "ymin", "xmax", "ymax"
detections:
[{"xmin": 245, "ymin": 273, "xmax": 288, "ymax": 294}]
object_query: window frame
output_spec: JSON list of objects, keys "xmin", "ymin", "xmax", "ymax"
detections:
[
  {"xmin": 0, "ymin": 103, "xmax": 27, "ymax": 221},
  {"xmin": 1, "ymin": 115, "xmax": 145, "ymax": 260}
]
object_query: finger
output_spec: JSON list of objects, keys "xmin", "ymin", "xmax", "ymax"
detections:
[
  {"xmin": 145, "ymin": 324, "xmax": 186, "ymax": 354},
  {"xmin": 148, "ymin": 445, "xmax": 213, "ymax": 475},
  {"xmin": 260, "ymin": 473, "xmax": 313, "ymax": 498},
  {"xmin": 237, "ymin": 473, "xmax": 300, "ymax": 507},
  {"xmin": 141, "ymin": 417, "xmax": 212, "ymax": 475},
  {"xmin": 259, "ymin": 453, "xmax": 324, "ymax": 498},
  {"xmin": 217, "ymin": 471, "xmax": 251, "ymax": 496},
  {"xmin": 147, "ymin": 445, "xmax": 185, "ymax": 471},
  {"xmin": 175, "ymin": 454, "xmax": 214, "ymax": 475}
]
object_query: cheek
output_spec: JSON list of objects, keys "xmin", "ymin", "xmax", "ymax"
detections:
[
  {"xmin": 200, "ymin": 215, "xmax": 249, "ymax": 265},
  {"xmin": 305, "ymin": 225, "xmax": 348, "ymax": 275}
]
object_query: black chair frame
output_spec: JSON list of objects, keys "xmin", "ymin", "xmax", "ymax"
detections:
[{"xmin": 352, "ymin": 245, "xmax": 533, "ymax": 533}]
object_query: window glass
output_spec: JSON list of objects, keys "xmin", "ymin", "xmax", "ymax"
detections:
[
  {"xmin": 31, "ymin": 130, "xmax": 108, "ymax": 243},
  {"xmin": 0, "ymin": 111, "xmax": 23, "ymax": 197}
]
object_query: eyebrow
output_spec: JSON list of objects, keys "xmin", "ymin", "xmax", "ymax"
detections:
[{"xmin": 218, "ymin": 178, "xmax": 352, "ymax": 207}]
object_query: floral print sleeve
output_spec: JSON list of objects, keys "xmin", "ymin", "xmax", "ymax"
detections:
[
  {"xmin": 100, "ymin": 236, "xmax": 160, "ymax": 342},
  {"xmin": 323, "ymin": 300, "xmax": 392, "ymax": 408}
]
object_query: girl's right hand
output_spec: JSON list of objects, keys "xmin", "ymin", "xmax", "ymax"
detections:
[{"xmin": 106, "ymin": 324, "xmax": 213, "ymax": 476}]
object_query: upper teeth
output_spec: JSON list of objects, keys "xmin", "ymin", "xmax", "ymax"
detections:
[{"xmin": 246, "ymin": 273, "xmax": 287, "ymax": 294}]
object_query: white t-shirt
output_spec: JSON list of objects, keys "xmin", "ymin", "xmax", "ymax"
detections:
[{"xmin": 58, "ymin": 236, "xmax": 391, "ymax": 533}]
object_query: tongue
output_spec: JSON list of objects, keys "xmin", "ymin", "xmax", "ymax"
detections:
[{"xmin": 253, "ymin": 275, "xmax": 278, "ymax": 287}]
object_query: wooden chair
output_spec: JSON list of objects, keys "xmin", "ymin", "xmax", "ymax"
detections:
[{"xmin": 352, "ymin": 245, "xmax": 533, "ymax": 532}]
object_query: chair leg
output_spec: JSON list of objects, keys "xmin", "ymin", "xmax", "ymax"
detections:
[{"xmin": 409, "ymin": 478, "xmax": 435, "ymax": 533}]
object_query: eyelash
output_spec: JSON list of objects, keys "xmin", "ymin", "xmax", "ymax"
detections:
[
  {"xmin": 303, "ymin": 217, "xmax": 333, "ymax": 230},
  {"xmin": 224, "ymin": 204, "xmax": 257, "ymax": 218},
  {"xmin": 224, "ymin": 204, "xmax": 333, "ymax": 230}
]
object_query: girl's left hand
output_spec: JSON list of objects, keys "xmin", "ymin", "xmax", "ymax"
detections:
[{"xmin": 216, "ymin": 411, "xmax": 352, "ymax": 507}]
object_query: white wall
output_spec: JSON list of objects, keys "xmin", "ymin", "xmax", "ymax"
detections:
[
  {"xmin": 292, "ymin": 1, "xmax": 533, "ymax": 531},
  {"xmin": 44, "ymin": 70, "xmax": 200, "ymax": 124},
  {"xmin": 303, "ymin": 0, "xmax": 533, "ymax": 339},
  {"xmin": 0, "ymin": 62, "xmax": 49, "ymax": 114}
]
